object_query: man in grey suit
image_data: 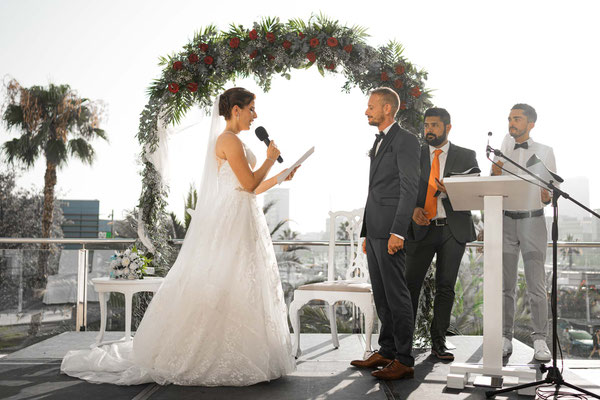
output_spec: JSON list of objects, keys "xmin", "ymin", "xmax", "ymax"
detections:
[
  {"xmin": 405, "ymin": 107, "xmax": 479, "ymax": 361},
  {"xmin": 350, "ymin": 87, "xmax": 420, "ymax": 380}
]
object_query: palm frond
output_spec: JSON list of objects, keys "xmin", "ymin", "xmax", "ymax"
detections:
[
  {"xmin": 92, "ymin": 128, "xmax": 108, "ymax": 142},
  {"xmin": 67, "ymin": 138, "xmax": 95, "ymax": 164},
  {"xmin": 2, "ymin": 104, "xmax": 25, "ymax": 131},
  {"xmin": 227, "ymin": 23, "xmax": 247, "ymax": 37},
  {"xmin": 2, "ymin": 137, "xmax": 40, "ymax": 167},
  {"xmin": 259, "ymin": 16, "xmax": 281, "ymax": 33},
  {"xmin": 270, "ymin": 220, "xmax": 288, "ymax": 237},
  {"xmin": 262, "ymin": 199, "xmax": 276, "ymax": 215},
  {"xmin": 45, "ymin": 138, "xmax": 68, "ymax": 166},
  {"xmin": 287, "ymin": 17, "xmax": 307, "ymax": 32}
]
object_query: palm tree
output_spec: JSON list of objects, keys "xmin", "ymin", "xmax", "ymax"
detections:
[{"xmin": 1, "ymin": 79, "xmax": 106, "ymax": 288}]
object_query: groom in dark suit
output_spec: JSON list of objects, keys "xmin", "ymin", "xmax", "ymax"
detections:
[
  {"xmin": 405, "ymin": 107, "xmax": 478, "ymax": 361},
  {"xmin": 350, "ymin": 87, "xmax": 420, "ymax": 380}
]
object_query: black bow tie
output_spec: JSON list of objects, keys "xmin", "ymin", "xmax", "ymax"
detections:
[
  {"xmin": 375, "ymin": 132, "xmax": 385, "ymax": 141},
  {"xmin": 514, "ymin": 142, "xmax": 528, "ymax": 150}
]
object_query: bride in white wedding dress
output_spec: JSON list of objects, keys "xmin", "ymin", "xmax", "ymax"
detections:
[{"xmin": 61, "ymin": 87, "xmax": 297, "ymax": 386}]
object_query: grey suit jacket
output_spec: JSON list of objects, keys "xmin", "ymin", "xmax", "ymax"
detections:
[
  {"xmin": 360, "ymin": 123, "xmax": 421, "ymax": 239},
  {"xmin": 407, "ymin": 142, "xmax": 478, "ymax": 244}
]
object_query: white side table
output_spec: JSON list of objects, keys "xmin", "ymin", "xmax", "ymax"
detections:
[{"xmin": 91, "ymin": 277, "xmax": 164, "ymax": 347}]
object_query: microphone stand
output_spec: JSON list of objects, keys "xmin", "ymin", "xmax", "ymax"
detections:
[{"xmin": 485, "ymin": 145, "xmax": 600, "ymax": 399}]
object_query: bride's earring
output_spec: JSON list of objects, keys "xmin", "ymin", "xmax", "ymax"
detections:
[{"xmin": 236, "ymin": 113, "xmax": 239, "ymax": 121}]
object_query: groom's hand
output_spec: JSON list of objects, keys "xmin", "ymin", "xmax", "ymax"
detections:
[
  {"xmin": 388, "ymin": 235, "xmax": 404, "ymax": 255},
  {"xmin": 362, "ymin": 239, "xmax": 367, "ymax": 254}
]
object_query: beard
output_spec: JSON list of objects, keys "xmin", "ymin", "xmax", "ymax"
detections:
[
  {"xmin": 509, "ymin": 127, "xmax": 527, "ymax": 139},
  {"xmin": 425, "ymin": 130, "xmax": 447, "ymax": 147}
]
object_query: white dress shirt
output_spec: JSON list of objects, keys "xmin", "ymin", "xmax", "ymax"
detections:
[
  {"xmin": 428, "ymin": 141, "xmax": 450, "ymax": 220},
  {"xmin": 493, "ymin": 134, "xmax": 557, "ymax": 211},
  {"xmin": 375, "ymin": 122, "xmax": 394, "ymax": 155}
]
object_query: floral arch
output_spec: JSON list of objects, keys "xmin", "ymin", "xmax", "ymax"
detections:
[{"xmin": 135, "ymin": 15, "xmax": 432, "ymax": 272}]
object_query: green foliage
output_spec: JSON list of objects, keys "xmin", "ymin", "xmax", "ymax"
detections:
[
  {"xmin": 0, "ymin": 170, "xmax": 64, "ymax": 241},
  {"xmin": 414, "ymin": 264, "xmax": 435, "ymax": 347},
  {"xmin": 183, "ymin": 184, "xmax": 198, "ymax": 230},
  {"xmin": 137, "ymin": 15, "xmax": 432, "ymax": 273}
]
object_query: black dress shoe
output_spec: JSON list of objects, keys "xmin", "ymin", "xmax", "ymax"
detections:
[{"xmin": 431, "ymin": 342, "xmax": 455, "ymax": 361}]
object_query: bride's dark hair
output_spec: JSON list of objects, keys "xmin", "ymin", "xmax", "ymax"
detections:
[{"xmin": 218, "ymin": 87, "xmax": 255, "ymax": 119}]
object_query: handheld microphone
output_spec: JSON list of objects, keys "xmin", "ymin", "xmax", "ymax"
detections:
[
  {"xmin": 486, "ymin": 132, "xmax": 493, "ymax": 158},
  {"xmin": 255, "ymin": 126, "xmax": 283, "ymax": 163}
]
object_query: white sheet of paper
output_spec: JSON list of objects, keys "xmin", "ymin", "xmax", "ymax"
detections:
[{"xmin": 277, "ymin": 146, "xmax": 314, "ymax": 184}]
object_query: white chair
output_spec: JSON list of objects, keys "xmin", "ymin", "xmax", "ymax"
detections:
[{"xmin": 289, "ymin": 208, "xmax": 374, "ymax": 358}]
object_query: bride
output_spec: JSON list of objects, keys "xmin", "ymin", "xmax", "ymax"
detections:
[{"xmin": 61, "ymin": 87, "xmax": 297, "ymax": 386}]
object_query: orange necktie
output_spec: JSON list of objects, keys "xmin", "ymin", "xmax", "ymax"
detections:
[{"xmin": 424, "ymin": 149, "xmax": 443, "ymax": 220}]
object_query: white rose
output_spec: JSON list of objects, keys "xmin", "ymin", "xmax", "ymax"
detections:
[
  {"xmin": 124, "ymin": 249, "xmax": 131, "ymax": 256},
  {"xmin": 122, "ymin": 257, "xmax": 131, "ymax": 267}
]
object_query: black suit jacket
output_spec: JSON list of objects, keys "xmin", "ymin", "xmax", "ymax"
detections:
[
  {"xmin": 360, "ymin": 123, "xmax": 421, "ymax": 239},
  {"xmin": 407, "ymin": 142, "xmax": 478, "ymax": 244}
]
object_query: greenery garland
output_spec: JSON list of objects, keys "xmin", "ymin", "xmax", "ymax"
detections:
[{"xmin": 136, "ymin": 14, "xmax": 432, "ymax": 274}]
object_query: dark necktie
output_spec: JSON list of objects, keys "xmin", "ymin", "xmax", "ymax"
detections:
[
  {"xmin": 371, "ymin": 132, "xmax": 384, "ymax": 156},
  {"xmin": 514, "ymin": 142, "xmax": 528, "ymax": 150}
]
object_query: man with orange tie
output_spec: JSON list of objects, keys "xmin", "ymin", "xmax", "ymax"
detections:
[{"xmin": 405, "ymin": 107, "xmax": 479, "ymax": 361}]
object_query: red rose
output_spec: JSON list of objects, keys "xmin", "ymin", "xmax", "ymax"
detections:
[
  {"xmin": 168, "ymin": 83, "xmax": 179, "ymax": 93},
  {"xmin": 400, "ymin": 101, "xmax": 407, "ymax": 110},
  {"xmin": 188, "ymin": 53, "xmax": 199, "ymax": 63},
  {"xmin": 268, "ymin": 54, "xmax": 275, "ymax": 61},
  {"xmin": 393, "ymin": 79, "xmax": 403, "ymax": 89},
  {"xmin": 229, "ymin": 37, "xmax": 240, "ymax": 48},
  {"xmin": 266, "ymin": 32, "xmax": 275, "ymax": 43},
  {"xmin": 173, "ymin": 61, "xmax": 183, "ymax": 70},
  {"xmin": 309, "ymin": 38, "xmax": 319, "ymax": 48},
  {"xmin": 395, "ymin": 64, "xmax": 405, "ymax": 74},
  {"xmin": 204, "ymin": 56, "xmax": 214, "ymax": 65},
  {"xmin": 187, "ymin": 82, "xmax": 198, "ymax": 92},
  {"xmin": 410, "ymin": 86, "xmax": 422, "ymax": 97},
  {"xmin": 249, "ymin": 50, "xmax": 258, "ymax": 59},
  {"xmin": 326, "ymin": 62, "xmax": 335, "ymax": 70},
  {"xmin": 298, "ymin": 32, "xmax": 306, "ymax": 39},
  {"xmin": 306, "ymin": 52, "xmax": 316, "ymax": 63},
  {"xmin": 343, "ymin": 44, "xmax": 353, "ymax": 53},
  {"xmin": 249, "ymin": 29, "xmax": 258, "ymax": 40},
  {"xmin": 199, "ymin": 43, "xmax": 209, "ymax": 52},
  {"xmin": 283, "ymin": 40, "xmax": 292, "ymax": 50},
  {"xmin": 327, "ymin": 37, "xmax": 338, "ymax": 47},
  {"xmin": 381, "ymin": 72, "xmax": 389, "ymax": 81}
]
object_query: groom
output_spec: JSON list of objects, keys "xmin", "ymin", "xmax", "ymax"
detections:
[{"xmin": 351, "ymin": 87, "xmax": 420, "ymax": 380}]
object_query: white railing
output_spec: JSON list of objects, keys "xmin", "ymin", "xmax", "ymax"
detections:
[{"xmin": 1, "ymin": 238, "xmax": 599, "ymax": 332}]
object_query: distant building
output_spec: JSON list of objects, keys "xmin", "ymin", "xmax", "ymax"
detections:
[
  {"xmin": 264, "ymin": 188, "xmax": 289, "ymax": 238},
  {"xmin": 593, "ymin": 209, "xmax": 600, "ymax": 242},
  {"xmin": 59, "ymin": 199, "xmax": 99, "ymax": 238}
]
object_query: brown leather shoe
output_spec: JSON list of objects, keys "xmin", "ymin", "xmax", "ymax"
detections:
[
  {"xmin": 350, "ymin": 352, "xmax": 393, "ymax": 368},
  {"xmin": 371, "ymin": 360, "xmax": 414, "ymax": 380}
]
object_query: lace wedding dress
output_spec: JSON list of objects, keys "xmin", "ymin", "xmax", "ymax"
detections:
[{"xmin": 61, "ymin": 142, "xmax": 296, "ymax": 386}]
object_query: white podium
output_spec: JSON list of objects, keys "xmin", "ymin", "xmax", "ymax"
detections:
[{"xmin": 443, "ymin": 176, "xmax": 542, "ymax": 396}]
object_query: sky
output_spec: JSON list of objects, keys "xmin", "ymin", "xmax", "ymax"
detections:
[{"xmin": 1, "ymin": 0, "xmax": 599, "ymax": 233}]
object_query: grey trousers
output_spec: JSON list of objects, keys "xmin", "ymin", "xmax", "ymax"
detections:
[{"xmin": 502, "ymin": 214, "xmax": 549, "ymax": 341}]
